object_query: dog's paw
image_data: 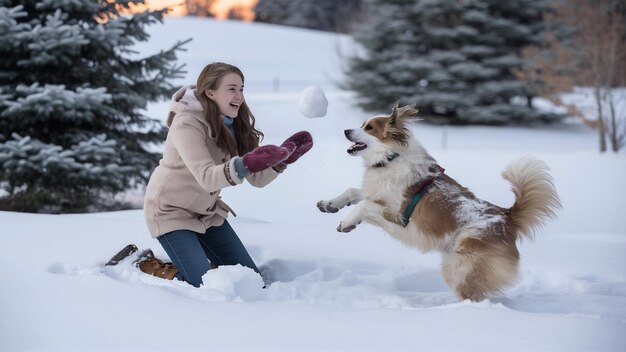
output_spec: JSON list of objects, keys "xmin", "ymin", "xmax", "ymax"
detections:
[
  {"xmin": 317, "ymin": 200, "xmax": 339, "ymax": 213},
  {"xmin": 336, "ymin": 221, "xmax": 358, "ymax": 233}
]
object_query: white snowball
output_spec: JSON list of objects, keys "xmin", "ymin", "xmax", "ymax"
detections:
[{"xmin": 298, "ymin": 85, "xmax": 328, "ymax": 118}]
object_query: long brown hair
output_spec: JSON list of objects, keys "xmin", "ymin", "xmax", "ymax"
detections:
[{"xmin": 196, "ymin": 62, "xmax": 263, "ymax": 156}]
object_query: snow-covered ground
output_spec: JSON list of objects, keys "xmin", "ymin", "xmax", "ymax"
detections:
[{"xmin": 1, "ymin": 17, "xmax": 625, "ymax": 351}]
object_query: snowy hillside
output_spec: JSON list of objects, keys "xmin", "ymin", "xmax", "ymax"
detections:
[{"xmin": 1, "ymin": 17, "xmax": 625, "ymax": 351}]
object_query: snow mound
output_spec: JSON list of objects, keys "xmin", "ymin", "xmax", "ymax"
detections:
[
  {"xmin": 298, "ymin": 85, "xmax": 328, "ymax": 118},
  {"xmin": 198, "ymin": 264, "xmax": 266, "ymax": 302}
]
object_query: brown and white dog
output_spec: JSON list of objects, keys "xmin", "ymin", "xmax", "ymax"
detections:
[{"xmin": 317, "ymin": 105, "xmax": 561, "ymax": 301}]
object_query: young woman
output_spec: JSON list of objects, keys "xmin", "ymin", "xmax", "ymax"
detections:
[{"xmin": 107, "ymin": 62, "xmax": 313, "ymax": 287}]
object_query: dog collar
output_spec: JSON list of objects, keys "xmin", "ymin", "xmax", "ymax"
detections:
[{"xmin": 371, "ymin": 152, "xmax": 400, "ymax": 168}]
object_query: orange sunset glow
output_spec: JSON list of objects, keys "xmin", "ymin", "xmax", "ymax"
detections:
[
  {"xmin": 126, "ymin": 0, "xmax": 185, "ymax": 16},
  {"xmin": 145, "ymin": 0, "xmax": 259, "ymax": 20}
]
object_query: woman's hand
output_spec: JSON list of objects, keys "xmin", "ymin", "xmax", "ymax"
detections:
[
  {"xmin": 280, "ymin": 131, "xmax": 313, "ymax": 164},
  {"xmin": 241, "ymin": 144, "xmax": 292, "ymax": 173}
]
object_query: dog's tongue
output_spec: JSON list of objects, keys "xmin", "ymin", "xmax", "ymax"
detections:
[{"xmin": 347, "ymin": 142, "xmax": 367, "ymax": 155}]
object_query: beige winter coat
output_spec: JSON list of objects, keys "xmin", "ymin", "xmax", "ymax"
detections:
[{"xmin": 143, "ymin": 86, "xmax": 279, "ymax": 238}]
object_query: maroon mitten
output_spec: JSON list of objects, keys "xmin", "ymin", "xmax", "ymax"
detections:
[
  {"xmin": 241, "ymin": 145, "xmax": 291, "ymax": 173},
  {"xmin": 280, "ymin": 131, "xmax": 313, "ymax": 164}
]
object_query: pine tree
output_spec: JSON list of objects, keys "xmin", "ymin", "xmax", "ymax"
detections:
[
  {"xmin": 0, "ymin": 0, "xmax": 189, "ymax": 213},
  {"xmin": 283, "ymin": 1, "xmax": 333, "ymax": 32},
  {"xmin": 346, "ymin": 0, "xmax": 564, "ymax": 125},
  {"xmin": 255, "ymin": 0, "xmax": 363, "ymax": 33},
  {"xmin": 254, "ymin": 0, "xmax": 291, "ymax": 26}
]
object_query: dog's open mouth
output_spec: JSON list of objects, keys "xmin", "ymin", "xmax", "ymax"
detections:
[{"xmin": 347, "ymin": 142, "xmax": 367, "ymax": 155}]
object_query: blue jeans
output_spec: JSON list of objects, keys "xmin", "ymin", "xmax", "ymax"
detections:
[{"xmin": 157, "ymin": 220, "xmax": 259, "ymax": 287}]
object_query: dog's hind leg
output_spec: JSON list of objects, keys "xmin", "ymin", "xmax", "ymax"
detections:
[
  {"xmin": 317, "ymin": 188, "xmax": 363, "ymax": 213},
  {"xmin": 441, "ymin": 251, "xmax": 488, "ymax": 301},
  {"xmin": 441, "ymin": 235, "xmax": 520, "ymax": 301}
]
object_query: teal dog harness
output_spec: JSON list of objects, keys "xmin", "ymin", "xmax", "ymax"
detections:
[
  {"xmin": 372, "ymin": 153, "xmax": 445, "ymax": 227},
  {"xmin": 400, "ymin": 173, "xmax": 441, "ymax": 227}
]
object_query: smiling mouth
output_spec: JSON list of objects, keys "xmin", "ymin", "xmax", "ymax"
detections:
[
  {"xmin": 229, "ymin": 103, "xmax": 240, "ymax": 109},
  {"xmin": 347, "ymin": 142, "xmax": 367, "ymax": 155}
]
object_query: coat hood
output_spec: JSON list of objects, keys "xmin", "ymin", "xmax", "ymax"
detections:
[{"xmin": 166, "ymin": 85, "xmax": 204, "ymax": 127}]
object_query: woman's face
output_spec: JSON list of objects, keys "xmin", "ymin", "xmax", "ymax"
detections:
[{"xmin": 205, "ymin": 72, "xmax": 244, "ymax": 118}]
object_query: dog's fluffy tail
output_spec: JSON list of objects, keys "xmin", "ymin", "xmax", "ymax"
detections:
[{"xmin": 502, "ymin": 156, "xmax": 561, "ymax": 240}]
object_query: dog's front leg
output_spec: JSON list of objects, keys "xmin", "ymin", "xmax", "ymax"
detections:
[
  {"xmin": 337, "ymin": 202, "xmax": 366, "ymax": 232},
  {"xmin": 337, "ymin": 198, "xmax": 388, "ymax": 233},
  {"xmin": 317, "ymin": 188, "xmax": 363, "ymax": 214}
]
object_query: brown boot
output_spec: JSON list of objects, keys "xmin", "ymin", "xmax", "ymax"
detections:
[{"xmin": 134, "ymin": 249, "xmax": 178, "ymax": 280}]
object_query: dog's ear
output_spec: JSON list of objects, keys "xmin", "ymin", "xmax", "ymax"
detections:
[
  {"xmin": 389, "ymin": 103, "xmax": 400, "ymax": 126},
  {"xmin": 397, "ymin": 105, "xmax": 419, "ymax": 120},
  {"xmin": 384, "ymin": 104, "xmax": 416, "ymax": 146},
  {"xmin": 389, "ymin": 104, "xmax": 418, "ymax": 125}
]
